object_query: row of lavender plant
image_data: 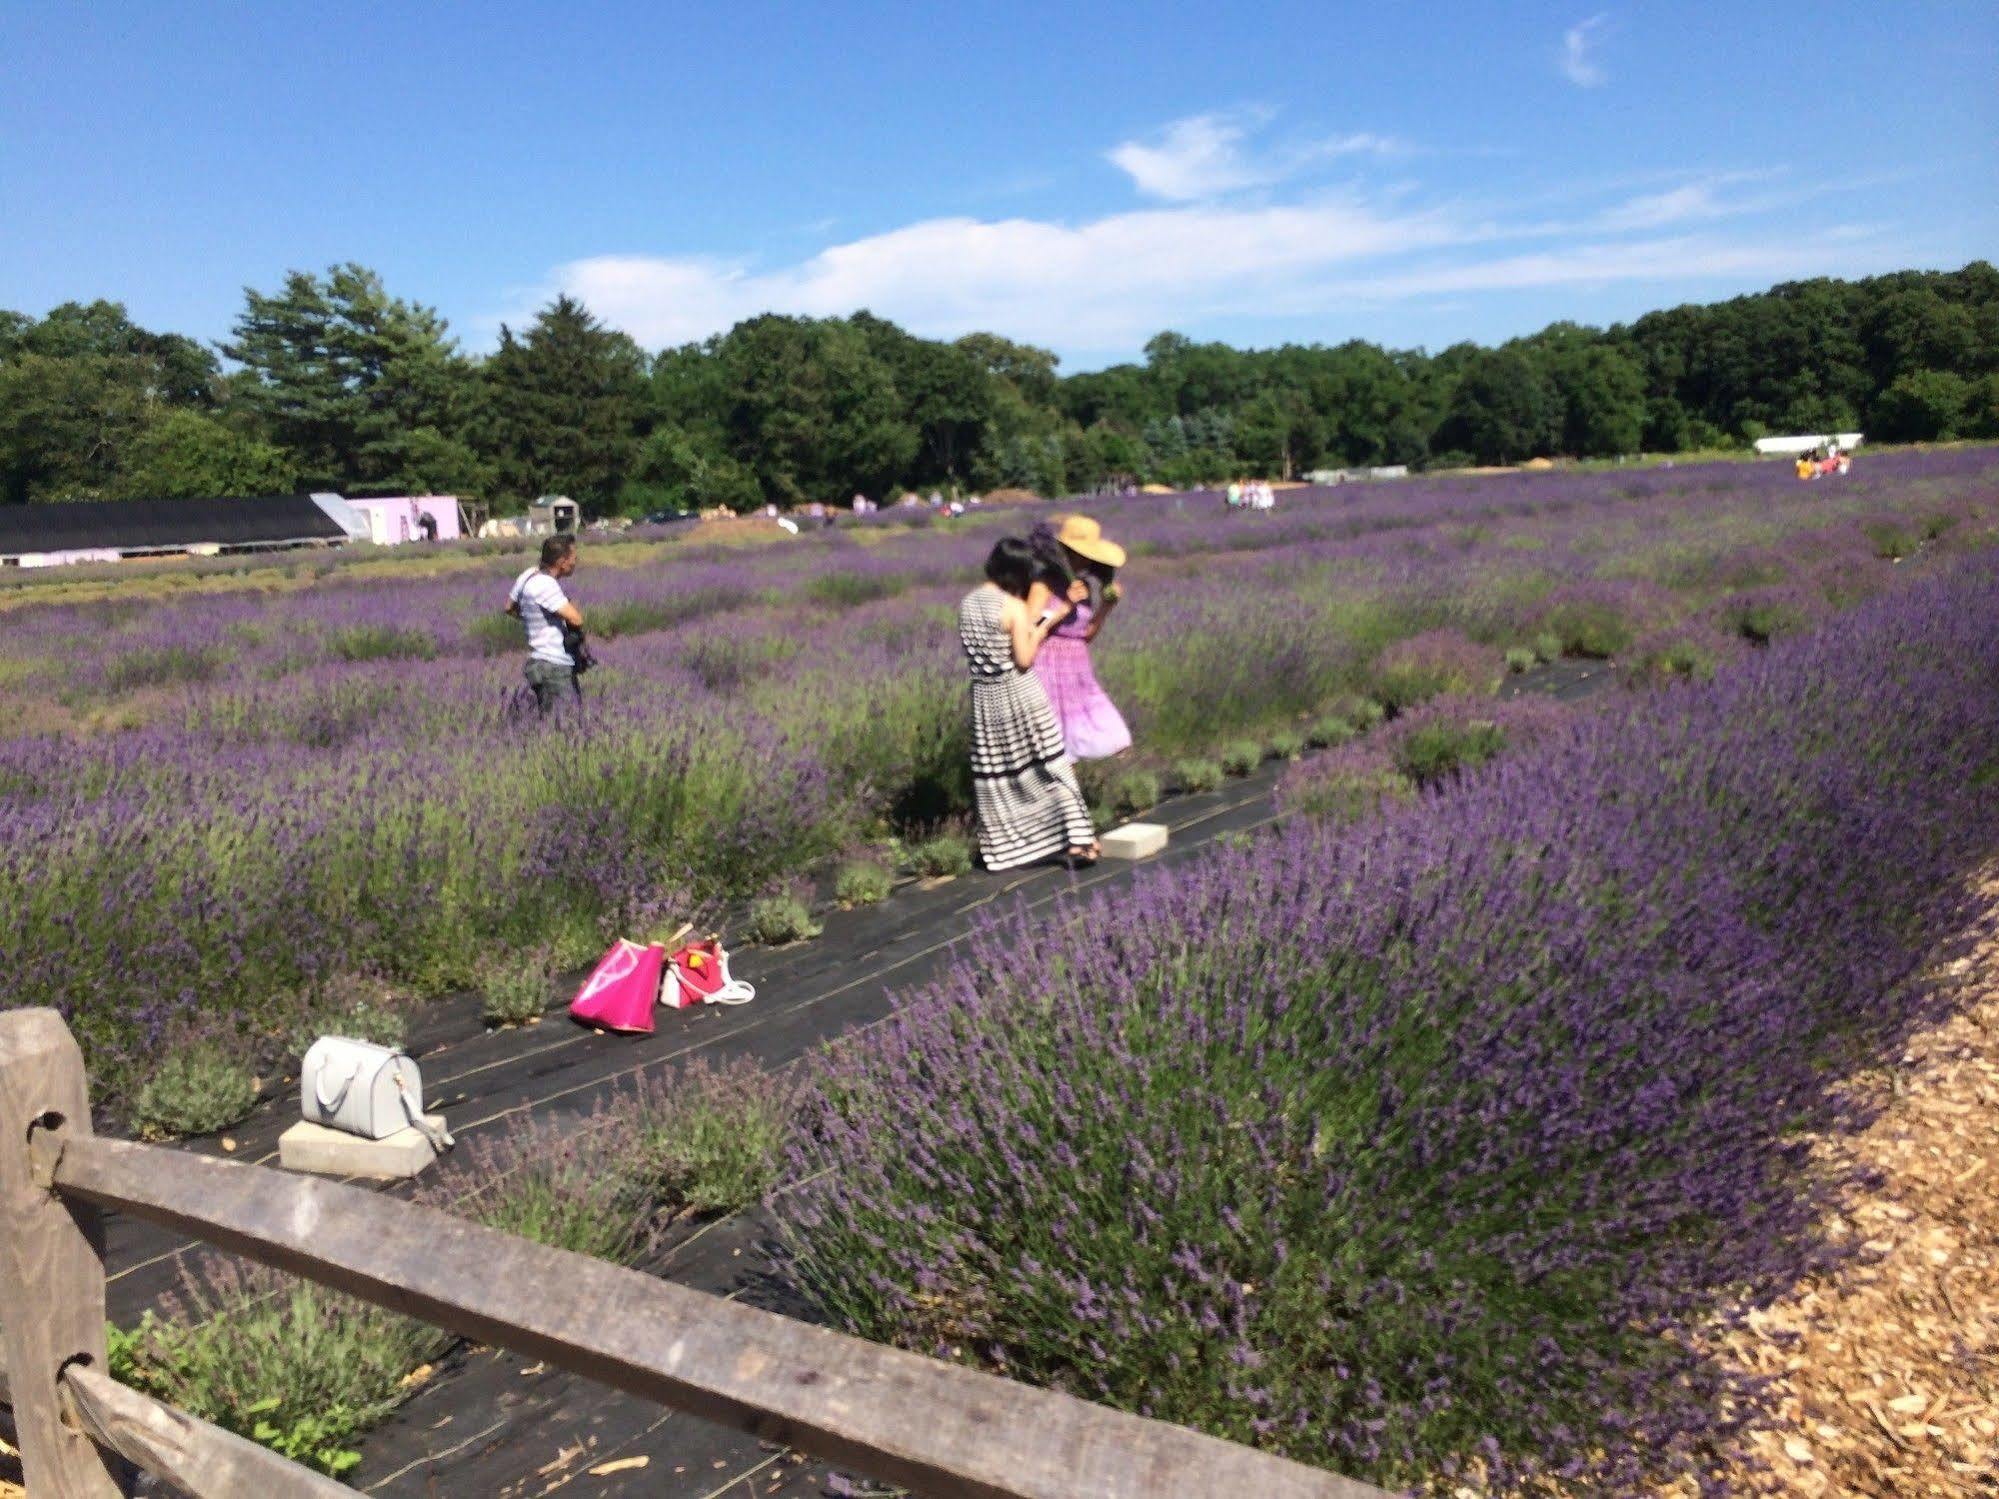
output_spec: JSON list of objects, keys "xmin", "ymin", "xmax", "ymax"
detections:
[
  {"xmin": 2, "ymin": 452, "xmax": 1991, "ymax": 1104},
  {"xmin": 783, "ymin": 552, "xmax": 1999, "ymax": 1493}
]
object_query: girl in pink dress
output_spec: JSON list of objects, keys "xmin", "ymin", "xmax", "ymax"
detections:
[{"xmin": 1030, "ymin": 516, "xmax": 1133, "ymax": 760}]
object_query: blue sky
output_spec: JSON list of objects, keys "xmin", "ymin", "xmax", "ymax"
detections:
[{"xmin": 3, "ymin": 1, "xmax": 1993, "ymax": 369}]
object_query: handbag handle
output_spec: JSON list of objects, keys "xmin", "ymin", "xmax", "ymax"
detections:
[{"xmin": 313, "ymin": 1059, "xmax": 360, "ymax": 1116}]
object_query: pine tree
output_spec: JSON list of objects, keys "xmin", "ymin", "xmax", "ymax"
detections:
[{"xmin": 479, "ymin": 296, "xmax": 647, "ymax": 510}]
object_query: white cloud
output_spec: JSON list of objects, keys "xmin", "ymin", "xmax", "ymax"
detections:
[
  {"xmin": 1561, "ymin": 13, "xmax": 1610, "ymax": 87},
  {"xmin": 1107, "ymin": 113, "xmax": 1272, "ymax": 201},
  {"xmin": 1107, "ymin": 112, "xmax": 1405, "ymax": 201},
  {"xmin": 1328, "ymin": 232, "xmax": 1889, "ymax": 304},
  {"xmin": 491, "ymin": 110, "xmax": 1893, "ymax": 361},
  {"xmin": 1600, "ymin": 182, "xmax": 1722, "ymax": 229},
  {"xmin": 541, "ymin": 195, "xmax": 1465, "ymax": 353}
]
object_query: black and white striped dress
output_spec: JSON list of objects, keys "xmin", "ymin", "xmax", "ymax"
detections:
[{"xmin": 959, "ymin": 586, "xmax": 1096, "ymax": 871}]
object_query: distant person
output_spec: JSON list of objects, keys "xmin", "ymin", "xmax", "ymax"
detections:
[
  {"xmin": 507, "ymin": 535, "xmax": 585, "ymax": 715},
  {"xmin": 417, "ymin": 510, "xmax": 439, "ymax": 542},
  {"xmin": 1796, "ymin": 452, "xmax": 1816, "ymax": 481},
  {"xmin": 958, "ymin": 537, "xmax": 1098, "ymax": 869},
  {"xmin": 1226, "ymin": 478, "xmax": 1243, "ymax": 509},
  {"xmin": 1031, "ymin": 517, "xmax": 1132, "ymax": 761},
  {"xmin": 852, "ymin": 492, "xmax": 868, "ymax": 514}
]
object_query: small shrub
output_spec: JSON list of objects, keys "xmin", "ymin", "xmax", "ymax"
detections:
[
  {"xmin": 1532, "ymin": 630, "xmax": 1564, "ymax": 663},
  {"xmin": 1305, "ymin": 714, "xmax": 1354, "ymax": 749},
  {"xmin": 909, "ymin": 832, "xmax": 973, "ymax": 877},
  {"xmin": 1347, "ymin": 696, "xmax": 1387, "ymax": 729},
  {"xmin": 1394, "ymin": 718, "xmax": 1507, "ymax": 788},
  {"xmin": 103, "ymin": 644, "xmax": 223, "ymax": 692},
  {"xmin": 1091, "ymin": 802, "xmax": 1118, "ymax": 834},
  {"xmin": 746, "ymin": 893, "xmax": 823, "ymax": 945},
  {"xmin": 1621, "ymin": 634, "xmax": 1721, "ymax": 686},
  {"xmin": 1280, "ymin": 762, "xmax": 1415, "ymax": 822},
  {"xmin": 422, "ymin": 1116, "xmax": 653, "ymax": 1263},
  {"xmin": 1267, "ymin": 728, "xmax": 1306, "ymax": 760},
  {"xmin": 1863, "ymin": 520, "xmax": 1919, "ymax": 560},
  {"xmin": 1110, "ymin": 769, "xmax": 1161, "ymax": 815},
  {"xmin": 284, "ymin": 975, "xmax": 409, "ymax": 1056},
  {"xmin": 621, "ymin": 1055, "xmax": 796, "ymax": 1213},
  {"xmin": 1504, "ymin": 646, "xmax": 1537, "ymax": 674},
  {"xmin": 132, "ymin": 1045, "xmax": 259, "ymax": 1141},
  {"xmin": 834, "ymin": 859, "xmax": 894, "ymax": 906},
  {"xmin": 110, "ymin": 1260, "xmax": 450, "ymax": 1476},
  {"xmin": 479, "ymin": 950, "xmax": 551, "ymax": 1028},
  {"xmin": 1174, "ymin": 757, "xmax": 1224, "ymax": 792},
  {"xmin": 1539, "ymin": 597, "xmax": 1636, "ymax": 658},
  {"xmin": 1733, "ymin": 600, "xmax": 1805, "ymax": 645},
  {"xmin": 1372, "ymin": 630, "xmax": 1503, "ymax": 710},
  {"xmin": 1219, "ymin": 739, "xmax": 1262, "ymax": 777},
  {"xmin": 327, "ymin": 625, "xmax": 437, "ymax": 663},
  {"xmin": 805, "ymin": 572, "xmax": 901, "ymax": 608}
]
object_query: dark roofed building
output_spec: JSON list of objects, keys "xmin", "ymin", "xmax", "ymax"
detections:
[{"xmin": 0, "ymin": 495, "xmax": 349, "ymax": 565}]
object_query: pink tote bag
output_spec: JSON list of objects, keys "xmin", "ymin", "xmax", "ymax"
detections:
[{"xmin": 568, "ymin": 939, "xmax": 664, "ymax": 1033}]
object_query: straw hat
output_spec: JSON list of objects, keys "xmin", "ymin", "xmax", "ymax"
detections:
[{"xmin": 1051, "ymin": 513, "xmax": 1126, "ymax": 569}]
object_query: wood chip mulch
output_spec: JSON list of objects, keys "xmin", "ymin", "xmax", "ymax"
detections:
[{"xmin": 1687, "ymin": 948, "xmax": 1999, "ymax": 1495}]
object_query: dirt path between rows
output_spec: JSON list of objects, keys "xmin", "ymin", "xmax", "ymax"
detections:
[{"xmin": 1689, "ymin": 909, "xmax": 1999, "ymax": 1495}]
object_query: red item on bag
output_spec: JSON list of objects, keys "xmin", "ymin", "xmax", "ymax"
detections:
[
  {"xmin": 568, "ymin": 939, "xmax": 664, "ymax": 1033},
  {"xmin": 661, "ymin": 938, "xmax": 756, "ymax": 1008}
]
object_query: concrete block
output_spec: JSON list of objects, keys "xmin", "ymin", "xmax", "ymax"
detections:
[
  {"xmin": 279, "ymin": 1116, "xmax": 446, "ymax": 1180},
  {"xmin": 1099, "ymin": 821, "xmax": 1168, "ymax": 860}
]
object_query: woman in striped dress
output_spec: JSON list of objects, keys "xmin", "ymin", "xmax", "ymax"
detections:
[{"xmin": 959, "ymin": 538, "xmax": 1099, "ymax": 870}]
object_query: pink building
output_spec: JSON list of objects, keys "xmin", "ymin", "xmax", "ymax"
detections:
[{"xmin": 342, "ymin": 495, "xmax": 464, "ymax": 546}]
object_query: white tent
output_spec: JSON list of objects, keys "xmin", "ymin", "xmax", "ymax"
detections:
[{"xmin": 1752, "ymin": 432, "xmax": 1863, "ymax": 457}]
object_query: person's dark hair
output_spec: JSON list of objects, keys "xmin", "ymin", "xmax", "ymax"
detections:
[
  {"xmin": 540, "ymin": 535, "xmax": 576, "ymax": 569},
  {"xmin": 983, "ymin": 536, "xmax": 1037, "ymax": 598},
  {"xmin": 1061, "ymin": 545, "xmax": 1115, "ymax": 614},
  {"xmin": 1025, "ymin": 522, "xmax": 1075, "ymax": 595}
]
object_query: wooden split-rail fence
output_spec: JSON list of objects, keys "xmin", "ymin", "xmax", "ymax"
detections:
[{"xmin": 0, "ymin": 1010, "xmax": 1389, "ymax": 1498}]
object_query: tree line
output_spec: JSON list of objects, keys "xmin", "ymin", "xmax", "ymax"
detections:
[{"xmin": 2, "ymin": 260, "xmax": 1994, "ymax": 513}]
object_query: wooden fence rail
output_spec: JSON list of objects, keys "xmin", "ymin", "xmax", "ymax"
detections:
[{"xmin": 0, "ymin": 1009, "xmax": 1389, "ymax": 1499}]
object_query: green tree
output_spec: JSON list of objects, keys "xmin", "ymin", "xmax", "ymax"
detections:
[
  {"xmin": 114, "ymin": 409, "xmax": 299, "ymax": 498},
  {"xmin": 1545, "ymin": 342, "xmax": 1646, "ymax": 456},
  {"xmin": 711, "ymin": 316, "xmax": 916, "ymax": 506},
  {"xmin": 223, "ymin": 265, "xmax": 482, "ymax": 491},
  {"xmin": 1871, "ymin": 369, "xmax": 1971, "ymax": 442},
  {"xmin": 855, "ymin": 313, "xmax": 992, "ymax": 485},
  {"xmin": 1434, "ymin": 349, "xmax": 1558, "ymax": 464},
  {"xmin": 480, "ymin": 295, "xmax": 648, "ymax": 511},
  {"xmin": 0, "ymin": 302, "xmax": 218, "ymax": 503},
  {"xmin": 629, "ymin": 426, "xmax": 763, "ymax": 512}
]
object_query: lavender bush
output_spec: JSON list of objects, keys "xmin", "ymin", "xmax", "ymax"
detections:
[
  {"xmin": 2, "ymin": 451, "xmax": 1993, "ymax": 1105},
  {"xmin": 784, "ymin": 555, "xmax": 1999, "ymax": 1492}
]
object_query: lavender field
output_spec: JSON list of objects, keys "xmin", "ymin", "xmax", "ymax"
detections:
[
  {"xmin": 785, "ymin": 526, "xmax": 1999, "ymax": 1492},
  {"xmin": 3, "ymin": 450, "xmax": 1995, "ymax": 1114}
]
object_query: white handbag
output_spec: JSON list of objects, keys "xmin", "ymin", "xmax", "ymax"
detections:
[{"xmin": 301, "ymin": 1037, "xmax": 452, "ymax": 1152}]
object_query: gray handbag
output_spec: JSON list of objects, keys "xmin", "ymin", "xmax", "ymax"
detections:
[{"xmin": 301, "ymin": 1037, "xmax": 452, "ymax": 1153}]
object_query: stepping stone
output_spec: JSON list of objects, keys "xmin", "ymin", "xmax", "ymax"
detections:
[
  {"xmin": 279, "ymin": 1115, "xmax": 449, "ymax": 1180},
  {"xmin": 1099, "ymin": 821, "xmax": 1168, "ymax": 860}
]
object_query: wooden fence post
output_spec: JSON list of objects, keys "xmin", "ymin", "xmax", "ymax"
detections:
[{"xmin": 0, "ymin": 1009, "xmax": 127, "ymax": 1496}]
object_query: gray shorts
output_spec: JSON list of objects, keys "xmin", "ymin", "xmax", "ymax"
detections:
[{"xmin": 524, "ymin": 658, "xmax": 578, "ymax": 714}]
